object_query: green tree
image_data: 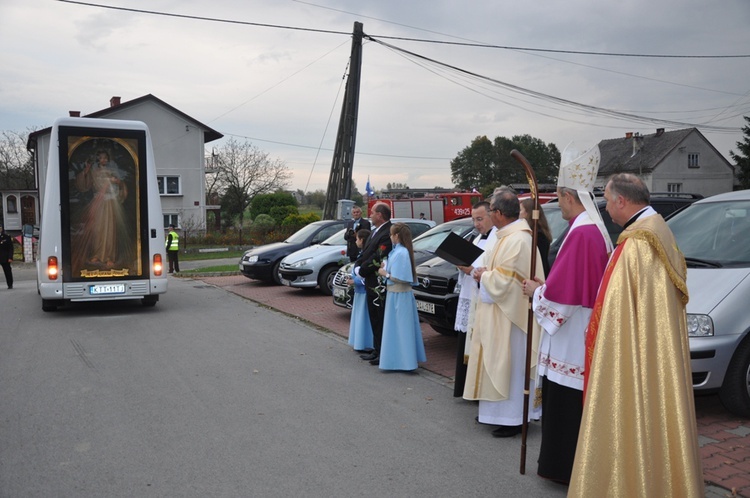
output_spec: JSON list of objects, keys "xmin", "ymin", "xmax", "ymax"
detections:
[
  {"xmin": 269, "ymin": 205, "xmax": 299, "ymax": 225},
  {"xmin": 451, "ymin": 134, "xmax": 560, "ymax": 193},
  {"xmin": 306, "ymin": 190, "xmax": 327, "ymax": 209},
  {"xmin": 249, "ymin": 192, "xmax": 298, "ymax": 220},
  {"xmin": 281, "ymin": 212, "xmax": 321, "ymax": 226},
  {"xmin": 450, "ymin": 136, "xmax": 496, "ymax": 190},
  {"xmin": 730, "ymin": 116, "xmax": 750, "ymax": 189}
]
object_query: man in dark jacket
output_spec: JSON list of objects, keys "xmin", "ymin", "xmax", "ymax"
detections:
[
  {"xmin": 165, "ymin": 224, "xmax": 180, "ymax": 273},
  {"xmin": 353, "ymin": 203, "xmax": 392, "ymax": 365},
  {"xmin": 0, "ymin": 225, "xmax": 14, "ymax": 289},
  {"xmin": 344, "ymin": 205, "xmax": 371, "ymax": 262}
]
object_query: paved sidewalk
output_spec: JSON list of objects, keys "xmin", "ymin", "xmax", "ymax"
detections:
[{"xmin": 198, "ymin": 274, "xmax": 749, "ymax": 497}]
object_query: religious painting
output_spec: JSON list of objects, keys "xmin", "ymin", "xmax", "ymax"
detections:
[{"xmin": 62, "ymin": 133, "xmax": 142, "ymax": 279}]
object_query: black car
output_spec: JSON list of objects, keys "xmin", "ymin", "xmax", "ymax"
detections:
[
  {"xmin": 239, "ymin": 220, "xmax": 346, "ymax": 284},
  {"xmin": 546, "ymin": 192, "xmax": 702, "ymax": 266},
  {"xmin": 414, "ymin": 192, "xmax": 702, "ymax": 336},
  {"xmin": 331, "ymin": 217, "xmax": 475, "ymax": 309}
]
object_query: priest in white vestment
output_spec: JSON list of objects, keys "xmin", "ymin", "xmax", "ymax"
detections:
[{"xmin": 463, "ymin": 188, "xmax": 544, "ymax": 438}]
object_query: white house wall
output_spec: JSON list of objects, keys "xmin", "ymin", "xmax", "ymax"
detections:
[
  {"xmin": 650, "ymin": 133, "xmax": 734, "ymax": 197},
  {"xmin": 92, "ymin": 102, "xmax": 208, "ymax": 230}
]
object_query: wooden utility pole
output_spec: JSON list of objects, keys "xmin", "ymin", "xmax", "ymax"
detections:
[{"xmin": 323, "ymin": 22, "xmax": 363, "ymax": 220}]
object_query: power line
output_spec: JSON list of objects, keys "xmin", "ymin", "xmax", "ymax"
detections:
[
  {"xmin": 58, "ymin": 1, "xmax": 750, "ymax": 59},
  {"xmin": 367, "ymin": 35, "xmax": 740, "ymax": 134}
]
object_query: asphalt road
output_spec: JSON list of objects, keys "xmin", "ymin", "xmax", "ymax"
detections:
[{"xmin": 0, "ymin": 266, "xmax": 566, "ymax": 497}]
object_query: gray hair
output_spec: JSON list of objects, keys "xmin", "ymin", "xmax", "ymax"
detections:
[
  {"xmin": 607, "ymin": 173, "xmax": 650, "ymax": 205},
  {"xmin": 490, "ymin": 187, "xmax": 520, "ymax": 219}
]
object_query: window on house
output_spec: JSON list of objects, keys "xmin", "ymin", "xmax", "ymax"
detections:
[
  {"xmin": 667, "ymin": 183, "xmax": 682, "ymax": 193},
  {"xmin": 158, "ymin": 176, "xmax": 181, "ymax": 195},
  {"xmin": 6, "ymin": 195, "xmax": 17, "ymax": 213},
  {"xmin": 164, "ymin": 214, "xmax": 179, "ymax": 228},
  {"xmin": 688, "ymin": 153, "xmax": 700, "ymax": 168}
]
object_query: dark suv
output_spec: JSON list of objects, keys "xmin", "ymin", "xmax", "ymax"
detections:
[{"xmin": 414, "ymin": 192, "xmax": 702, "ymax": 336}]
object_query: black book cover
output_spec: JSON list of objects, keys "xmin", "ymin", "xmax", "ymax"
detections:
[{"xmin": 435, "ymin": 232, "xmax": 484, "ymax": 267}]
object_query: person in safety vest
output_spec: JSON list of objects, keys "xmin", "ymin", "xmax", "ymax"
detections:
[{"xmin": 166, "ymin": 224, "xmax": 180, "ymax": 273}]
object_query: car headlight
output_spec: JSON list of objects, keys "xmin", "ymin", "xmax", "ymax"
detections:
[
  {"xmin": 288, "ymin": 258, "xmax": 313, "ymax": 268},
  {"xmin": 453, "ymin": 280, "xmax": 462, "ymax": 294},
  {"xmin": 687, "ymin": 314, "xmax": 714, "ymax": 337},
  {"xmin": 245, "ymin": 255, "xmax": 259, "ymax": 263}
]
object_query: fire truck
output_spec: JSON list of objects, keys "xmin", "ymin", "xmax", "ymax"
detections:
[{"xmin": 367, "ymin": 189, "xmax": 482, "ymax": 224}]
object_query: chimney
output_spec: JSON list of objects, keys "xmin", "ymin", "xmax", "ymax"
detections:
[
  {"xmin": 632, "ymin": 133, "xmax": 644, "ymax": 157},
  {"xmin": 625, "ymin": 132, "xmax": 633, "ymax": 139},
  {"xmin": 69, "ymin": 111, "xmax": 80, "ymax": 117},
  {"xmin": 656, "ymin": 128, "xmax": 665, "ymax": 137},
  {"xmin": 110, "ymin": 96, "xmax": 121, "ymax": 107}
]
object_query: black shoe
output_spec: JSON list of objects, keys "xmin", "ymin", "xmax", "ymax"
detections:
[
  {"xmin": 369, "ymin": 358, "xmax": 380, "ymax": 366},
  {"xmin": 491, "ymin": 425, "xmax": 522, "ymax": 438},
  {"xmin": 360, "ymin": 353, "xmax": 378, "ymax": 361},
  {"xmin": 354, "ymin": 348, "xmax": 374, "ymax": 354}
]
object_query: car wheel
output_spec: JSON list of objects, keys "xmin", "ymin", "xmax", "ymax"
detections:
[
  {"xmin": 271, "ymin": 260, "xmax": 282, "ymax": 285},
  {"xmin": 719, "ymin": 337, "xmax": 750, "ymax": 418},
  {"xmin": 430, "ymin": 324, "xmax": 458, "ymax": 336},
  {"xmin": 318, "ymin": 266, "xmax": 338, "ymax": 296}
]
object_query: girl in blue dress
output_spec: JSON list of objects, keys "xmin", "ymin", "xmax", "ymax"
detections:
[
  {"xmin": 347, "ymin": 229, "xmax": 374, "ymax": 352},
  {"xmin": 377, "ymin": 223, "xmax": 427, "ymax": 371}
]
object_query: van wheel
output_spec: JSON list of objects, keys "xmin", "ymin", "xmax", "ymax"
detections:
[
  {"xmin": 719, "ymin": 337, "xmax": 750, "ymax": 418},
  {"xmin": 318, "ymin": 266, "xmax": 337, "ymax": 296},
  {"xmin": 142, "ymin": 295, "xmax": 159, "ymax": 307},
  {"xmin": 42, "ymin": 299, "xmax": 58, "ymax": 312}
]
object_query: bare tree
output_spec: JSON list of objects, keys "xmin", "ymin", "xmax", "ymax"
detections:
[
  {"xmin": 176, "ymin": 210, "xmax": 202, "ymax": 250},
  {"xmin": 0, "ymin": 130, "xmax": 35, "ymax": 190},
  {"xmin": 214, "ymin": 138, "xmax": 291, "ymax": 228}
]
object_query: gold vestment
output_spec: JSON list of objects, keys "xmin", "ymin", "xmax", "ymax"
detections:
[{"xmin": 569, "ymin": 214, "xmax": 703, "ymax": 497}]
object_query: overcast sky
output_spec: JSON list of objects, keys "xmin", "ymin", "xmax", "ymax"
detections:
[{"xmin": 1, "ymin": 0, "xmax": 748, "ymax": 193}]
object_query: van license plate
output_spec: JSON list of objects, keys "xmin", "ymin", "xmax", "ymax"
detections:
[
  {"xmin": 90, "ymin": 284, "xmax": 126, "ymax": 295},
  {"xmin": 334, "ymin": 288, "xmax": 346, "ymax": 298},
  {"xmin": 416, "ymin": 300, "xmax": 435, "ymax": 314}
]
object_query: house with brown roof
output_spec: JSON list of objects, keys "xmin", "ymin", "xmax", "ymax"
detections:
[
  {"xmin": 596, "ymin": 128, "xmax": 734, "ymax": 197},
  {"xmin": 27, "ymin": 94, "xmax": 223, "ymax": 233}
]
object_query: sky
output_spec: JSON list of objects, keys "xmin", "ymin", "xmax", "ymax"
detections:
[{"xmin": 1, "ymin": 0, "xmax": 749, "ymax": 193}]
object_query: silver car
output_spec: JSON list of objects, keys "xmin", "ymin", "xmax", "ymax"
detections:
[
  {"xmin": 280, "ymin": 218, "xmax": 435, "ymax": 296},
  {"xmin": 667, "ymin": 189, "xmax": 750, "ymax": 417}
]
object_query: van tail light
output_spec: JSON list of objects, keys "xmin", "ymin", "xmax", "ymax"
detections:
[
  {"xmin": 47, "ymin": 256, "xmax": 58, "ymax": 280},
  {"xmin": 153, "ymin": 254, "xmax": 163, "ymax": 276}
]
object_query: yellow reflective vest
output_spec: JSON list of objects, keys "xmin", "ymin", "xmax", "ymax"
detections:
[{"xmin": 166, "ymin": 230, "xmax": 179, "ymax": 251}]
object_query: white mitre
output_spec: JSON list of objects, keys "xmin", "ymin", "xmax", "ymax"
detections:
[
  {"xmin": 558, "ymin": 143, "xmax": 613, "ymax": 252},
  {"xmin": 557, "ymin": 143, "xmax": 599, "ymax": 192}
]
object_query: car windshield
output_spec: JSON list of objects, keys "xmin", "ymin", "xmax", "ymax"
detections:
[
  {"xmin": 412, "ymin": 222, "xmax": 472, "ymax": 253},
  {"xmin": 668, "ymin": 199, "xmax": 750, "ymax": 267},
  {"xmin": 284, "ymin": 222, "xmax": 325, "ymax": 244},
  {"xmin": 321, "ymin": 229, "xmax": 347, "ymax": 246}
]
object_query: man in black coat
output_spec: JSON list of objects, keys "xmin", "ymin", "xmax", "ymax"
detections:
[
  {"xmin": 353, "ymin": 202, "xmax": 392, "ymax": 365},
  {"xmin": 343, "ymin": 205, "xmax": 371, "ymax": 262},
  {"xmin": 0, "ymin": 225, "xmax": 14, "ymax": 289}
]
